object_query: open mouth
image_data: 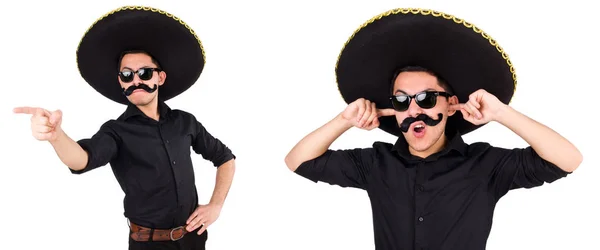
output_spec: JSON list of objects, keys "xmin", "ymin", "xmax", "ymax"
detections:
[
  {"xmin": 412, "ymin": 123, "xmax": 426, "ymax": 138},
  {"xmin": 414, "ymin": 124, "xmax": 425, "ymax": 133}
]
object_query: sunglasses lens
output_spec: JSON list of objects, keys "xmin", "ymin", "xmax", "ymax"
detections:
[
  {"xmin": 416, "ymin": 92, "xmax": 437, "ymax": 109},
  {"xmin": 392, "ymin": 95, "xmax": 410, "ymax": 111},
  {"xmin": 138, "ymin": 68, "xmax": 154, "ymax": 81},
  {"xmin": 119, "ymin": 71, "xmax": 134, "ymax": 83}
]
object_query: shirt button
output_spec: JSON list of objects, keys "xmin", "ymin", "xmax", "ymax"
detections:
[
  {"xmin": 166, "ymin": 140, "xmax": 170, "ymax": 144},
  {"xmin": 418, "ymin": 216, "xmax": 424, "ymax": 222},
  {"xmin": 417, "ymin": 185, "xmax": 424, "ymax": 192},
  {"xmin": 172, "ymin": 161, "xmax": 176, "ymax": 165}
]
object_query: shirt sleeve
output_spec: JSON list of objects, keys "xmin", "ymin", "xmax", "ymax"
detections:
[
  {"xmin": 294, "ymin": 148, "xmax": 375, "ymax": 190},
  {"xmin": 488, "ymin": 146, "xmax": 571, "ymax": 199},
  {"xmin": 191, "ymin": 118, "xmax": 236, "ymax": 167},
  {"xmin": 71, "ymin": 121, "xmax": 120, "ymax": 174}
]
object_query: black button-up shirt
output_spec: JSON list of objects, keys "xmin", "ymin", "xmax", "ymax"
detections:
[
  {"xmin": 71, "ymin": 101, "xmax": 235, "ymax": 229},
  {"xmin": 295, "ymin": 129, "xmax": 570, "ymax": 250}
]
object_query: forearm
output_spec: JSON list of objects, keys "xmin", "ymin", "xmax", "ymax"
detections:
[
  {"xmin": 49, "ymin": 129, "xmax": 89, "ymax": 171},
  {"xmin": 285, "ymin": 113, "xmax": 353, "ymax": 171},
  {"xmin": 209, "ymin": 159, "xmax": 235, "ymax": 206},
  {"xmin": 495, "ymin": 105, "xmax": 582, "ymax": 172}
]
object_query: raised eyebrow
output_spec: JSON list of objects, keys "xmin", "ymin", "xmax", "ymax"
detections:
[
  {"xmin": 121, "ymin": 66, "xmax": 153, "ymax": 71},
  {"xmin": 405, "ymin": 88, "xmax": 438, "ymax": 94},
  {"xmin": 394, "ymin": 89, "xmax": 408, "ymax": 95}
]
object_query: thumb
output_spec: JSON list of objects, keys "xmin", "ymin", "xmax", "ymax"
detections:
[
  {"xmin": 49, "ymin": 109, "xmax": 63, "ymax": 126},
  {"xmin": 377, "ymin": 108, "xmax": 395, "ymax": 117}
]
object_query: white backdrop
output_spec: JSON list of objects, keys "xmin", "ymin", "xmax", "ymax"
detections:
[{"xmin": 1, "ymin": 0, "xmax": 598, "ymax": 249}]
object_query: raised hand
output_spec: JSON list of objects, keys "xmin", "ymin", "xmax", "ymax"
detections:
[
  {"xmin": 341, "ymin": 98, "xmax": 395, "ymax": 130},
  {"xmin": 13, "ymin": 106, "xmax": 63, "ymax": 142},
  {"xmin": 449, "ymin": 89, "xmax": 506, "ymax": 125}
]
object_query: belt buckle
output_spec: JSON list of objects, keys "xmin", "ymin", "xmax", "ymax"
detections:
[{"xmin": 169, "ymin": 226, "xmax": 185, "ymax": 241}]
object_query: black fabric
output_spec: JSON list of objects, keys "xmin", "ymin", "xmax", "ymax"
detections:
[
  {"xmin": 294, "ymin": 130, "xmax": 570, "ymax": 250},
  {"xmin": 335, "ymin": 9, "xmax": 516, "ymax": 136},
  {"xmin": 72, "ymin": 101, "xmax": 235, "ymax": 228},
  {"xmin": 77, "ymin": 6, "xmax": 205, "ymax": 104}
]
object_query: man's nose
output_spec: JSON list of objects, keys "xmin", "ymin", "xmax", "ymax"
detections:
[
  {"xmin": 407, "ymin": 99, "xmax": 422, "ymax": 117},
  {"xmin": 132, "ymin": 74, "xmax": 143, "ymax": 85}
]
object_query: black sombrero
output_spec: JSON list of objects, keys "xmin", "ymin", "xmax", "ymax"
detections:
[
  {"xmin": 335, "ymin": 8, "xmax": 517, "ymax": 136},
  {"xmin": 76, "ymin": 6, "xmax": 205, "ymax": 105}
]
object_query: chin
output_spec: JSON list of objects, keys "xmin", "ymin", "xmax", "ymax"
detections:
[
  {"xmin": 128, "ymin": 95, "xmax": 155, "ymax": 106},
  {"xmin": 406, "ymin": 132, "xmax": 442, "ymax": 152},
  {"xmin": 127, "ymin": 98, "xmax": 147, "ymax": 106}
]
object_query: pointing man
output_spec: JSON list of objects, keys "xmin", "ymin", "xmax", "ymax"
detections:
[{"xmin": 14, "ymin": 6, "xmax": 236, "ymax": 249}]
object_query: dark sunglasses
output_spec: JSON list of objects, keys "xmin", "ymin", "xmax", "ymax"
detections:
[
  {"xmin": 118, "ymin": 68, "xmax": 161, "ymax": 83},
  {"xmin": 389, "ymin": 91, "xmax": 452, "ymax": 111}
]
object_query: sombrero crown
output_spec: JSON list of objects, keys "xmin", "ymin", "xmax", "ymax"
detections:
[
  {"xmin": 335, "ymin": 8, "xmax": 517, "ymax": 136},
  {"xmin": 76, "ymin": 6, "xmax": 206, "ymax": 105}
]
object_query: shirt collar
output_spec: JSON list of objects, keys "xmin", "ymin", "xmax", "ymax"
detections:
[
  {"xmin": 391, "ymin": 128, "xmax": 467, "ymax": 161},
  {"xmin": 120, "ymin": 100, "xmax": 171, "ymax": 121}
]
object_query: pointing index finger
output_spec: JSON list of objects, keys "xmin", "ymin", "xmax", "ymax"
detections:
[
  {"xmin": 13, "ymin": 106, "xmax": 49, "ymax": 117},
  {"xmin": 377, "ymin": 108, "xmax": 396, "ymax": 117},
  {"xmin": 449, "ymin": 104, "xmax": 464, "ymax": 111},
  {"xmin": 13, "ymin": 106, "xmax": 38, "ymax": 115}
]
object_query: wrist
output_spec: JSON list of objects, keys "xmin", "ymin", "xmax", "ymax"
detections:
[
  {"xmin": 49, "ymin": 127, "xmax": 66, "ymax": 144},
  {"xmin": 493, "ymin": 104, "xmax": 513, "ymax": 125},
  {"xmin": 208, "ymin": 201, "xmax": 224, "ymax": 209},
  {"xmin": 335, "ymin": 113, "xmax": 354, "ymax": 130}
]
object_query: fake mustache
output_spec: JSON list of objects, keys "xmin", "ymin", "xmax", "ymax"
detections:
[
  {"xmin": 122, "ymin": 84, "xmax": 157, "ymax": 96},
  {"xmin": 399, "ymin": 113, "xmax": 443, "ymax": 133}
]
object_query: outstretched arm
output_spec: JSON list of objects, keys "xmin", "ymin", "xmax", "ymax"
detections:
[
  {"xmin": 14, "ymin": 107, "xmax": 90, "ymax": 171},
  {"xmin": 50, "ymin": 129, "xmax": 90, "ymax": 171}
]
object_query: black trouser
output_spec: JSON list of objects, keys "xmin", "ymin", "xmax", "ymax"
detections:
[{"xmin": 129, "ymin": 229, "xmax": 208, "ymax": 250}]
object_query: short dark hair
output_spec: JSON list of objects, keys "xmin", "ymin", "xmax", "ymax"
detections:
[
  {"xmin": 117, "ymin": 50, "xmax": 162, "ymax": 70},
  {"xmin": 390, "ymin": 65, "xmax": 454, "ymax": 95}
]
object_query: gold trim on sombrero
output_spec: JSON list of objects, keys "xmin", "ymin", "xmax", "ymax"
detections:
[
  {"xmin": 335, "ymin": 8, "xmax": 517, "ymax": 103},
  {"xmin": 75, "ymin": 5, "xmax": 206, "ymax": 66}
]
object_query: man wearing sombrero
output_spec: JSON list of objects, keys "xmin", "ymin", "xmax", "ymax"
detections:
[
  {"xmin": 14, "ymin": 6, "xmax": 235, "ymax": 249},
  {"xmin": 285, "ymin": 8, "xmax": 582, "ymax": 250}
]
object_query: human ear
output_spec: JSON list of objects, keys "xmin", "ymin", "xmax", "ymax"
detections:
[
  {"xmin": 158, "ymin": 71, "xmax": 167, "ymax": 86},
  {"xmin": 447, "ymin": 95, "xmax": 459, "ymax": 116}
]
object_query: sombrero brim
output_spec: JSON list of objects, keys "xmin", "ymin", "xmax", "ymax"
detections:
[
  {"xmin": 76, "ymin": 6, "xmax": 205, "ymax": 105},
  {"xmin": 335, "ymin": 8, "xmax": 517, "ymax": 136}
]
